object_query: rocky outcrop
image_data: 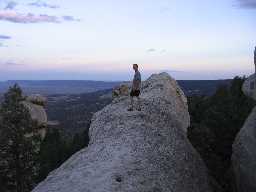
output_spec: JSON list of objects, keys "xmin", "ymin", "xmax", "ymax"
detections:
[
  {"xmin": 232, "ymin": 74, "xmax": 256, "ymax": 192},
  {"xmin": 21, "ymin": 95, "xmax": 48, "ymax": 139},
  {"xmin": 242, "ymin": 74, "xmax": 256, "ymax": 100},
  {"xmin": 33, "ymin": 73, "xmax": 213, "ymax": 192},
  {"xmin": 21, "ymin": 101, "xmax": 47, "ymax": 125},
  {"xmin": 26, "ymin": 94, "xmax": 47, "ymax": 106},
  {"xmin": 112, "ymin": 84, "xmax": 130, "ymax": 98}
]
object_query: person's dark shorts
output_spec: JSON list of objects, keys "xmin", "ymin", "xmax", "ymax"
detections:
[{"xmin": 130, "ymin": 90, "xmax": 140, "ymax": 97}]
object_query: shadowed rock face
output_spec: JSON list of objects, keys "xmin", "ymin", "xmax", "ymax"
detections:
[
  {"xmin": 232, "ymin": 107, "xmax": 256, "ymax": 192},
  {"xmin": 32, "ymin": 73, "xmax": 213, "ymax": 192},
  {"xmin": 232, "ymin": 75, "xmax": 256, "ymax": 192},
  {"xmin": 242, "ymin": 74, "xmax": 256, "ymax": 100}
]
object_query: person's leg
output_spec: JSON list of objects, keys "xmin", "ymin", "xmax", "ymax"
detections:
[
  {"xmin": 136, "ymin": 96, "xmax": 141, "ymax": 111},
  {"xmin": 128, "ymin": 94, "xmax": 134, "ymax": 111},
  {"xmin": 131, "ymin": 96, "xmax": 134, "ymax": 109}
]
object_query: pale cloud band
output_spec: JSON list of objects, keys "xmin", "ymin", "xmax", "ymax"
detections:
[
  {"xmin": 146, "ymin": 48, "xmax": 156, "ymax": 53},
  {"xmin": 62, "ymin": 15, "xmax": 80, "ymax": 22},
  {"xmin": 0, "ymin": 10, "xmax": 80, "ymax": 23},
  {"xmin": 0, "ymin": 34, "xmax": 11, "ymax": 47},
  {"xmin": 0, "ymin": 10, "xmax": 59, "ymax": 23},
  {"xmin": 0, "ymin": 35, "xmax": 11, "ymax": 39},
  {"xmin": 5, "ymin": 1, "xmax": 18, "ymax": 10},
  {"xmin": 28, "ymin": 1, "xmax": 60, "ymax": 9},
  {"xmin": 238, "ymin": 0, "xmax": 256, "ymax": 8},
  {"xmin": 0, "ymin": 43, "xmax": 8, "ymax": 47},
  {"xmin": 146, "ymin": 48, "xmax": 167, "ymax": 53},
  {"xmin": 0, "ymin": 1, "xmax": 79, "ymax": 23},
  {"xmin": 4, "ymin": 61, "xmax": 24, "ymax": 66}
]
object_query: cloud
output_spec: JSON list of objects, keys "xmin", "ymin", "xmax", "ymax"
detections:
[
  {"xmin": 5, "ymin": 1, "xmax": 18, "ymax": 10},
  {"xmin": 146, "ymin": 48, "xmax": 167, "ymax": 53},
  {"xmin": 5, "ymin": 61, "xmax": 24, "ymax": 65},
  {"xmin": 162, "ymin": 70, "xmax": 187, "ymax": 73},
  {"xmin": 0, "ymin": 42, "xmax": 8, "ymax": 47},
  {"xmin": 146, "ymin": 48, "xmax": 156, "ymax": 52},
  {"xmin": 237, "ymin": 0, "xmax": 256, "ymax": 8},
  {"xmin": 62, "ymin": 15, "xmax": 80, "ymax": 22},
  {"xmin": 0, "ymin": 10, "xmax": 59, "ymax": 23},
  {"xmin": 0, "ymin": 35, "xmax": 11, "ymax": 39},
  {"xmin": 0, "ymin": 10, "xmax": 80, "ymax": 24},
  {"xmin": 28, "ymin": 1, "xmax": 60, "ymax": 9},
  {"xmin": 160, "ymin": 7, "xmax": 170, "ymax": 13},
  {"xmin": 0, "ymin": 35, "xmax": 11, "ymax": 47}
]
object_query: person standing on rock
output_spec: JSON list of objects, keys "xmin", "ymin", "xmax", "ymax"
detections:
[{"xmin": 128, "ymin": 64, "xmax": 141, "ymax": 111}]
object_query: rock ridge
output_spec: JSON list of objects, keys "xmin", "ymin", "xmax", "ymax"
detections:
[{"xmin": 33, "ymin": 73, "xmax": 212, "ymax": 192}]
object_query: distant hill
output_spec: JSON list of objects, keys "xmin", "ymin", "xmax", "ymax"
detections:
[
  {"xmin": 0, "ymin": 80, "xmax": 122, "ymax": 95},
  {"xmin": 44, "ymin": 79, "xmax": 231, "ymax": 138},
  {"xmin": 178, "ymin": 79, "xmax": 231, "ymax": 96},
  {"xmin": 0, "ymin": 79, "xmax": 231, "ymax": 96},
  {"xmin": 0, "ymin": 79, "xmax": 232, "ymax": 140},
  {"xmin": 46, "ymin": 90, "xmax": 112, "ymax": 138},
  {"xmin": 0, "ymin": 79, "xmax": 232, "ymax": 138}
]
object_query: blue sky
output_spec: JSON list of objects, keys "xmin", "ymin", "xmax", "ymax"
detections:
[{"xmin": 0, "ymin": 0, "xmax": 255, "ymax": 80}]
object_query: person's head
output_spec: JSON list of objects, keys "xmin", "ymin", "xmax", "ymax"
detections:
[{"xmin": 133, "ymin": 64, "xmax": 138, "ymax": 71}]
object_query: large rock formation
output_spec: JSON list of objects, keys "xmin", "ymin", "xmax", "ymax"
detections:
[
  {"xmin": 21, "ymin": 101, "xmax": 47, "ymax": 125},
  {"xmin": 21, "ymin": 94, "xmax": 48, "ymax": 139},
  {"xmin": 232, "ymin": 74, "xmax": 256, "ymax": 192},
  {"xmin": 242, "ymin": 74, "xmax": 256, "ymax": 100},
  {"xmin": 33, "ymin": 73, "xmax": 213, "ymax": 192}
]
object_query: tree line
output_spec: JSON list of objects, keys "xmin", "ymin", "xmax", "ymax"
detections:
[
  {"xmin": 188, "ymin": 76, "xmax": 255, "ymax": 192},
  {"xmin": 0, "ymin": 84, "xmax": 89, "ymax": 192}
]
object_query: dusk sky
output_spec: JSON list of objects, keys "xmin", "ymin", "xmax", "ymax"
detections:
[{"xmin": 0, "ymin": 0, "xmax": 255, "ymax": 81}]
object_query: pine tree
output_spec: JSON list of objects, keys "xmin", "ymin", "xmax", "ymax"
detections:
[
  {"xmin": 0, "ymin": 84, "xmax": 40, "ymax": 192},
  {"xmin": 188, "ymin": 77, "xmax": 255, "ymax": 191},
  {"xmin": 37, "ymin": 127, "xmax": 90, "ymax": 183},
  {"xmin": 37, "ymin": 128, "xmax": 68, "ymax": 182}
]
